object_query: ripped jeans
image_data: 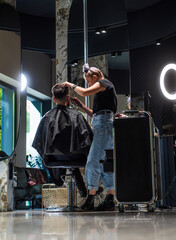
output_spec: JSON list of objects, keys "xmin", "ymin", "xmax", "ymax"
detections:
[{"xmin": 85, "ymin": 113, "xmax": 114, "ymax": 191}]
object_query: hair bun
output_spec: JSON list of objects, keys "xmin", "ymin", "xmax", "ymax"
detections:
[{"xmin": 82, "ymin": 63, "xmax": 90, "ymax": 73}]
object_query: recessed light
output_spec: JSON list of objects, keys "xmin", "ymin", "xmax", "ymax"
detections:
[
  {"xmin": 95, "ymin": 29, "xmax": 101, "ymax": 35},
  {"xmin": 101, "ymin": 28, "xmax": 107, "ymax": 34}
]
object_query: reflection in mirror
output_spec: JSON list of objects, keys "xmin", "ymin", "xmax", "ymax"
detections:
[
  {"xmin": 68, "ymin": 52, "xmax": 130, "ymax": 115},
  {"xmin": 0, "ymin": 3, "xmax": 21, "ymax": 157},
  {"xmin": 107, "ymin": 51, "xmax": 130, "ymax": 112}
]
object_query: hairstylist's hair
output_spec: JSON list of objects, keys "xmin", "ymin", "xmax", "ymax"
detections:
[
  {"xmin": 51, "ymin": 84, "xmax": 69, "ymax": 99},
  {"xmin": 82, "ymin": 63, "xmax": 104, "ymax": 79}
]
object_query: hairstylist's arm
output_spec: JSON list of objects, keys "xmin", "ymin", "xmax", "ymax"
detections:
[
  {"xmin": 62, "ymin": 81, "xmax": 105, "ymax": 97},
  {"xmin": 71, "ymin": 97, "xmax": 93, "ymax": 117}
]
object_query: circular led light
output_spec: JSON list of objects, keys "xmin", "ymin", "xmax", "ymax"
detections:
[{"xmin": 160, "ymin": 63, "xmax": 176, "ymax": 100}]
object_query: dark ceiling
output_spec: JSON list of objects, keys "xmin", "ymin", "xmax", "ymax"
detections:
[
  {"xmin": 16, "ymin": 0, "xmax": 162, "ymax": 17},
  {"xmin": 124, "ymin": 0, "xmax": 162, "ymax": 12},
  {"xmin": 14, "ymin": 0, "xmax": 174, "ymax": 63},
  {"xmin": 16, "ymin": 0, "xmax": 55, "ymax": 18}
]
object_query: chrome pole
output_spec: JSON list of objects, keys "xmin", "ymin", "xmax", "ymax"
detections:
[{"xmin": 83, "ymin": 0, "xmax": 89, "ymax": 111}]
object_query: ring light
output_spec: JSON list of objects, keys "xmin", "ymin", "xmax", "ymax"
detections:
[{"xmin": 160, "ymin": 63, "xmax": 176, "ymax": 100}]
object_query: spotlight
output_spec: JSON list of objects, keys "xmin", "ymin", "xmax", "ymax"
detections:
[
  {"xmin": 156, "ymin": 40, "xmax": 161, "ymax": 46},
  {"xmin": 111, "ymin": 52, "xmax": 116, "ymax": 57},
  {"xmin": 71, "ymin": 61, "xmax": 78, "ymax": 67},
  {"xmin": 95, "ymin": 29, "xmax": 101, "ymax": 35},
  {"xmin": 101, "ymin": 28, "xmax": 107, "ymax": 34}
]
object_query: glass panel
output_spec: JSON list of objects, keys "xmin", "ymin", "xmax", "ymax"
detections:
[
  {"xmin": 0, "ymin": 88, "xmax": 2, "ymax": 149},
  {"xmin": 0, "ymin": 85, "xmax": 15, "ymax": 155}
]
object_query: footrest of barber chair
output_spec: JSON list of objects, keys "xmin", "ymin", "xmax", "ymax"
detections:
[
  {"xmin": 42, "ymin": 184, "xmax": 68, "ymax": 209},
  {"xmin": 42, "ymin": 184, "xmax": 80, "ymax": 211}
]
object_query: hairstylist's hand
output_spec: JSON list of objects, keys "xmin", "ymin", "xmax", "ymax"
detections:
[
  {"xmin": 62, "ymin": 81, "xmax": 74, "ymax": 88},
  {"xmin": 70, "ymin": 97, "xmax": 83, "ymax": 108}
]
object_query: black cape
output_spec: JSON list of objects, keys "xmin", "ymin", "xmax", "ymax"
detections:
[{"xmin": 32, "ymin": 105, "xmax": 93, "ymax": 157}]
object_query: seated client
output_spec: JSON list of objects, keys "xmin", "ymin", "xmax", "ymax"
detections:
[{"xmin": 32, "ymin": 84, "xmax": 93, "ymax": 197}]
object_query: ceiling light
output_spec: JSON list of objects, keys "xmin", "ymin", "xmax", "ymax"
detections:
[
  {"xmin": 101, "ymin": 28, "xmax": 107, "ymax": 34},
  {"xmin": 95, "ymin": 29, "xmax": 101, "ymax": 35},
  {"xmin": 111, "ymin": 52, "xmax": 116, "ymax": 57},
  {"xmin": 156, "ymin": 40, "xmax": 161, "ymax": 46},
  {"xmin": 71, "ymin": 61, "xmax": 78, "ymax": 67}
]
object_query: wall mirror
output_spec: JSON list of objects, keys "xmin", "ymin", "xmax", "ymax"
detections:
[
  {"xmin": 0, "ymin": 3, "xmax": 21, "ymax": 157},
  {"xmin": 67, "ymin": 0, "xmax": 130, "ymax": 113}
]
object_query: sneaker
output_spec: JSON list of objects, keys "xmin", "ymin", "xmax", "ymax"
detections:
[
  {"xmin": 81, "ymin": 195, "xmax": 95, "ymax": 210},
  {"xmin": 96, "ymin": 194, "xmax": 116, "ymax": 211}
]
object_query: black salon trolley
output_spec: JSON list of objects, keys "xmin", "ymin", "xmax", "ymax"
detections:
[{"xmin": 113, "ymin": 110, "xmax": 159, "ymax": 212}]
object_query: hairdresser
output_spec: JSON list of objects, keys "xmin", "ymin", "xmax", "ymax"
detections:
[{"xmin": 62, "ymin": 64, "xmax": 117, "ymax": 211}]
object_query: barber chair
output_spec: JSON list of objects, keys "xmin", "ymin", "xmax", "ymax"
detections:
[{"xmin": 43, "ymin": 152, "xmax": 87, "ymax": 212}]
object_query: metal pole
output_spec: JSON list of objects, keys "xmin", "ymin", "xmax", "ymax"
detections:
[{"xmin": 83, "ymin": 0, "xmax": 89, "ymax": 110}]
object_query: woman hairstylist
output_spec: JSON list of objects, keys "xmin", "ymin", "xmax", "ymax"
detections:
[{"xmin": 62, "ymin": 64, "xmax": 117, "ymax": 211}]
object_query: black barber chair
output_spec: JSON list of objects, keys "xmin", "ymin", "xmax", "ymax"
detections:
[{"xmin": 43, "ymin": 152, "xmax": 87, "ymax": 211}]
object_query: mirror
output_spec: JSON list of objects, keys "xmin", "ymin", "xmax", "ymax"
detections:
[
  {"xmin": 67, "ymin": 0, "xmax": 130, "ymax": 113},
  {"xmin": 0, "ymin": 3, "xmax": 21, "ymax": 157}
]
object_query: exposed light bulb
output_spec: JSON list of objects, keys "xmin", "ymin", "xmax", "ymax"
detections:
[{"xmin": 21, "ymin": 73, "xmax": 27, "ymax": 91}]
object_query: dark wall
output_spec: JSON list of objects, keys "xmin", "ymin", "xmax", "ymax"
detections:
[
  {"xmin": 130, "ymin": 35, "xmax": 176, "ymax": 134},
  {"xmin": 22, "ymin": 50, "xmax": 52, "ymax": 97},
  {"xmin": 0, "ymin": 3, "xmax": 21, "ymax": 81},
  {"xmin": 128, "ymin": 0, "xmax": 176, "ymax": 49},
  {"xmin": 19, "ymin": 13, "xmax": 55, "ymax": 57},
  {"xmin": 0, "ymin": 3, "xmax": 20, "ymax": 31},
  {"xmin": 109, "ymin": 69, "xmax": 129, "ymax": 95}
]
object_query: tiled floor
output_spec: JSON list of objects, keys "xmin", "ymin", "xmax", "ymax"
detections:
[{"xmin": 0, "ymin": 209, "xmax": 176, "ymax": 240}]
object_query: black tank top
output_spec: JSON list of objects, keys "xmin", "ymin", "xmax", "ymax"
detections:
[{"xmin": 93, "ymin": 79, "xmax": 117, "ymax": 114}]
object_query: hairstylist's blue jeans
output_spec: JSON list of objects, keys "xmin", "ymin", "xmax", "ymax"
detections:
[{"xmin": 85, "ymin": 113, "xmax": 114, "ymax": 191}]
